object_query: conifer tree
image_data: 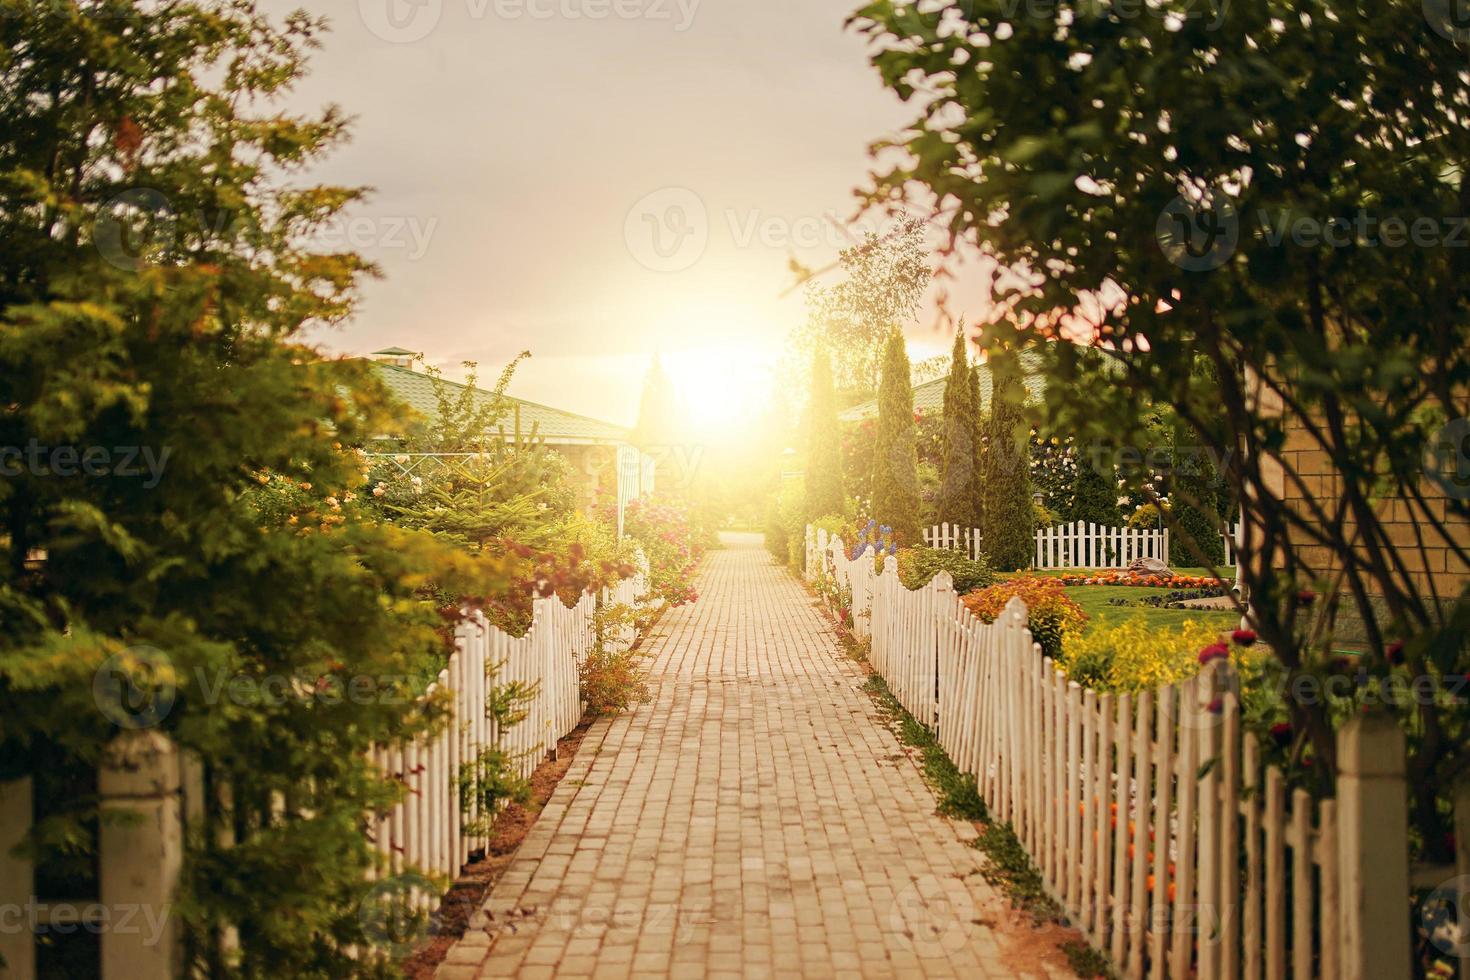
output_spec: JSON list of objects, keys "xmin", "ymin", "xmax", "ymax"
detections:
[
  {"xmin": 1069, "ymin": 446, "xmax": 1123, "ymax": 527},
  {"xmin": 937, "ymin": 330, "xmax": 980, "ymax": 529},
  {"xmin": 0, "ymin": 6, "xmax": 514, "ymax": 971},
  {"xmin": 1170, "ymin": 424, "xmax": 1228, "ymax": 566},
  {"xmin": 871, "ymin": 331, "xmax": 922, "ymax": 545},
  {"xmin": 632, "ymin": 355, "xmax": 684, "ymax": 449},
  {"xmin": 978, "ymin": 350, "xmax": 1035, "ymax": 571},
  {"xmin": 804, "ymin": 350, "xmax": 845, "ymax": 521}
]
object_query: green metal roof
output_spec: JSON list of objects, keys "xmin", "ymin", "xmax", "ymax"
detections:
[
  {"xmin": 367, "ymin": 361, "xmax": 631, "ymax": 445},
  {"xmin": 840, "ymin": 346, "xmax": 1051, "ymax": 422}
]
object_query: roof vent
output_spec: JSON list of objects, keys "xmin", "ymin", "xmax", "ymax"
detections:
[{"xmin": 371, "ymin": 347, "xmax": 418, "ymax": 369}]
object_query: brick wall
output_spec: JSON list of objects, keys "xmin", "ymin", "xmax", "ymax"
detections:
[{"xmin": 1254, "ymin": 375, "xmax": 1469, "ymax": 601}]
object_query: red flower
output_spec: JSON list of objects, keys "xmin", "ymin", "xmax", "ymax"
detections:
[
  {"xmin": 1206, "ymin": 697, "xmax": 1224, "ymax": 715},
  {"xmin": 1386, "ymin": 640, "xmax": 1405, "ymax": 666},
  {"xmin": 1231, "ymin": 629, "xmax": 1257, "ymax": 647},
  {"xmin": 1268, "ymin": 722, "xmax": 1292, "ymax": 746},
  {"xmin": 1197, "ymin": 643, "xmax": 1230, "ymax": 666},
  {"xmin": 1297, "ymin": 589, "xmax": 1317, "ymax": 606}
]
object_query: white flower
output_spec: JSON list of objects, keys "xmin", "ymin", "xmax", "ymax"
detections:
[
  {"xmin": 394, "ymin": 455, "xmax": 409, "ymax": 465},
  {"xmin": 372, "ymin": 484, "xmax": 386, "ymax": 498},
  {"xmin": 326, "ymin": 497, "xmax": 340, "ymax": 510}
]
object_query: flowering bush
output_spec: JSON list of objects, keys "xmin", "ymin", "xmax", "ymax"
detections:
[
  {"xmin": 963, "ymin": 577, "xmax": 1089, "ymax": 659},
  {"xmin": 618, "ymin": 495, "xmax": 705, "ymax": 610},
  {"xmin": 897, "ymin": 546, "xmax": 996, "ymax": 594},
  {"xmin": 1056, "ymin": 571, "xmax": 1223, "ymax": 589},
  {"xmin": 1060, "ymin": 616, "xmax": 1230, "ymax": 691},
  {"xmin": 848, "ymin": 518, "xmax": 898, "ymax": 560}
]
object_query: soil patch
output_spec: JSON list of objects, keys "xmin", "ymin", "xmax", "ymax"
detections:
[{"xmin": 399, "ymin": 718, "xmax": 596, "ymax": 979}]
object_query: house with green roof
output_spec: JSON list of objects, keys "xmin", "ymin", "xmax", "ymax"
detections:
[{"xmin": 361, "ymin": 348, "xmax": 653, "ymax": 510}]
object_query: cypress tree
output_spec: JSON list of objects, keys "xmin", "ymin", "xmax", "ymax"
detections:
[
  {"xmin": 1170, "ymin": 424, "xmax": 1228, "ymax": 565},
  {"xmin": 978, "ymin": 349, "xmax": 1035, "ymax": 571},
  {"xmin": 632, "ymin": 355, "xmax": 684, "ymax": 448},
  {"xmin": 1068, "ymin": 444, "xmax": 1123, "ymax": 527},
  {"xmin": 937, "ymin": 331, "xmax": 980, "ymax": 529},
  {"xmin": 804, "ymin": 350, "xmax": 845, "ymax": 520},
  {"xmin": 871, "ymin": 330, "xmax": 922, "ymax": 545}
]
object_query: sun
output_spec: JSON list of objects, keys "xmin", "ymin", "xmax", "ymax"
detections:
[{"xmin": 662, "ymin": 345, "xmax": 775, "ymax": 437}]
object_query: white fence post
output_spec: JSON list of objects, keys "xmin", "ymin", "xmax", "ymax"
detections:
[
  {"xmin": 98, "ymin": 730, "xmax": 182, "ymax": 980},
  {"xmin": 1335, "ymin": 715, "xmax": 1411, "ymax": 980},
  {"xmin": 0, "ymin": 777, "xmax": 35, "ymax": 980}
]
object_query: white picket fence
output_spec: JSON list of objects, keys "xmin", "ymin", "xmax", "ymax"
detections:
[
  {"xmin": 922, "ymin": 521, "xmax": 1168, "ymax": 569},
  {"xmin": 810, "ymin": 527, "xmax": 1421, "ymax": 980},
  {"xmin": 355, "ymin": 568, "xmax": 650, "ymax": 932},
  {"xmin": 0, "ymin": 571, "xmax": 648, "ymax": 980},
  {"xmin": 922, "ymin": 521, "xmax": 1243, "ymax": 571}
]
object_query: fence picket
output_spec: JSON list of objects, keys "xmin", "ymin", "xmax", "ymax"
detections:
[{"xmin": 809, "ymin": 526, "xmax": 1408, "ymax": 980}]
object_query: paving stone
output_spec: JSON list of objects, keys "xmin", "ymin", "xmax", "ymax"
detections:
[{"xmin": 434, "ymin": 537, "xmax": 1010, "ymax": 976}]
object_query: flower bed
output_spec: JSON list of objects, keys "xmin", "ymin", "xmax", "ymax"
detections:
[{"xmin": 1053, "ymin": 570, "xmax": 1223, "ymax": 589}]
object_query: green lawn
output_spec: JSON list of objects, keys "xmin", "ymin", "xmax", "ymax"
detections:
[
  {"xmin": 1029, "ymin": 566, "xmax": 1237, "ymax": 580},
  {"xmin": 1065, "ymin": 584, "xmax": 1240, "ymax": 636}
]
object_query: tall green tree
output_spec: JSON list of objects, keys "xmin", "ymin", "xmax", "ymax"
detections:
[
  {"xmin": 0, "ymin": 5, "xmax": 511, "ymax": 973},
  {"xmin": 804, "ymin": 349, "xmax": 845, "ymax": 520},
  {"xmin": 937, "ymin": 330, "xmax": 980, "ymax": 529},
  {"xmin": 795, "ymin": 220, "xmax": 932, "ymax": 398},
  {"xmin": 632, "ymin": 354, "xmax": 684, "ymax": 448},
  {"xmin": 871, "ymin": 331, "xmax": 922, "ymax": 544},
  {"xmin": 978, "ymin": 349, "xmax": 1035, "ymax": 571},
  {"xmin": 852, "ymin": 0, "xmax": 1470, "ymax": 842},
  {"xmin": 1170, "ymin": 425, "xmax": 1228, "ymax": 567},
  {"xmin": 1068, "ymin": 445, "xmax": 1122, "ymax": 527}
]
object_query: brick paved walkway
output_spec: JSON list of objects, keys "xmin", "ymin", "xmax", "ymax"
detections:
[{"xmin": 437, "ymin": 534, "xmax": 1056, "ymax": 979}]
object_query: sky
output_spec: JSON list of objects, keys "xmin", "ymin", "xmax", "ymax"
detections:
[{"xmin": 269, "ymin": 0, "xmax": 966, "ymax": 430}]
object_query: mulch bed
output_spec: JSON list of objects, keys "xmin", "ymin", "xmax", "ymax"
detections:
[{"xmin": 399, "ymin": 718, "xmax": 597, "ymax": 979}]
